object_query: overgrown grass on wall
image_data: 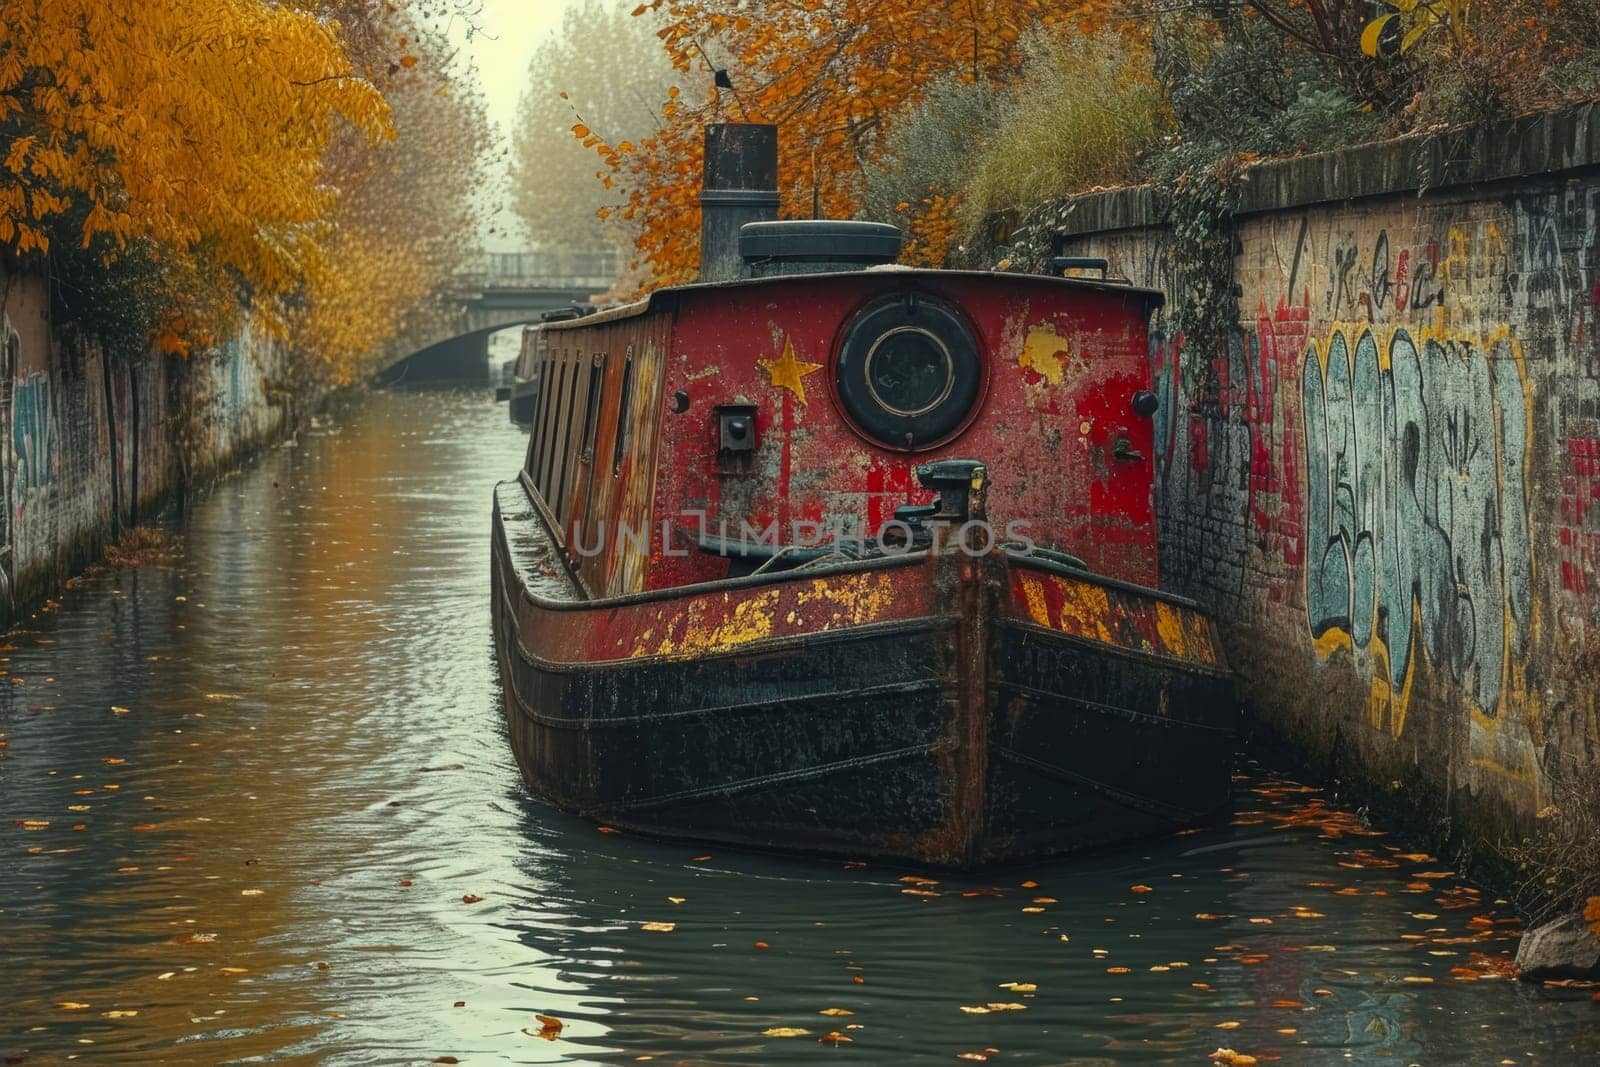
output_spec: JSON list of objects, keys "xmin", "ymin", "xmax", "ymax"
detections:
[{"xmin": 957, "ymin": 33, "xmax": 1170, "ymax": 241}]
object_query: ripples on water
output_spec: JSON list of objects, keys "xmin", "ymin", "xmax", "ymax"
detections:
[{"xmin": 1, "ymin": 388, "xmax": 1596, "ymax": 1065}]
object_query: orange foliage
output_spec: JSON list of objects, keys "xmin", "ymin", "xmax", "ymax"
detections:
[{"xmin": 592, "ymin": 0, "xmax": 1117, "ymax": 291}]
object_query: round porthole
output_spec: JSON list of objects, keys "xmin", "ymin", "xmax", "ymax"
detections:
[{"xmin": 834, "ymin": 294, "xmax": 982, "ymax": 450}]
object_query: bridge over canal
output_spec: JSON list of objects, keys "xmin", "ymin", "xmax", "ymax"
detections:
[{"xmin": 380, "ymin": 248, "xmax": 618, "ymax": 383}]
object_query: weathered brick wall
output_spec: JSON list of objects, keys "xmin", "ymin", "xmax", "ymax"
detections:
[
  {"xmin": 1053, "ymin": 108, "xmax": 1600, "ymax": 846},
  {"xmin": 0, "ymin": 268, "xmax": 289, "ymax": 618}
]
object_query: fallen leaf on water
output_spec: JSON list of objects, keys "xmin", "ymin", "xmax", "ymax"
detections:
[
  {"xmin": 453, "ymin": 1001, "xmax": 465, "ymax": 1007},
  {"xmin": 819, "ymin": 1008, "xmax": 854, "ymax": 1017},
  {"xmin": 985, "ymin": 1002, "xmax": 1026, "ymax": 1012},
  {"xmin": 433, "ymin": 1058, "xmax": 459, "ymax": 1065},
  {"xmin": 1402, "ymin": 976, "xmax": 1434, "ymax": 984},
  {"xmin": 903, "ymin": 888, "xmax": 939, "ymax": 897},
  {"xmin": 852, "ymin": 975, "xmax": 864, "ymax": 984},
  {"xmin": 1215, "ymin": 1021, "xmax": 1240, "ymax": 1030},
  {"xmin": 240, "ymin": 889, "xmax": 263, "ymax": 897},
  {"xmin": 1021, "ymin": 906, "xmax": 1045, "ymax": 913},
  {"xmin": 596, "ymin": 826, "xmax": 620, "ymax": 834},
  {"xmin": 398, "ymin": 880, "xmax": 413, "ymax": 887},
  {"xmin": 1270, "ymin": 999, "xmax": 1303, "ymax": 1008},
  {"xmin": 531, "ymin": 1013, "xmax": 563, "ymax": 1040},
  {"xmin": 16, "ymin": 820, "xmax": 48, "ymax": 831},
  {"xmin": 1020, "ymin": 880, "xmax": 1039, "ymax": 889},
  {"xmin": 754, "ymin": 941, "xmax": 770, "ymax": 950},
  {"xmin": 762, "ymin": 1027, "xmax": 809, "ymax": 1037},
  {"xmin": 58, "ymin": 1002, "xmax": 90, "ymax": 1011},
  {"xmin": 219, "ymin": 967, "xmax": 247, "ymax": 976},
  {"xmin": 1032, "ymin": 897, "xmax": 1058, "ymax": 904},
  {"xmin": 1248, "ymin": 917, "xmax": 1274, "ymax": 925},
  {"xmin": 959, "ymin": 1006, "xmax": 991, "ymax": 1015},
  {"xmin": 1106, "ymin": 966, "xmax": 1130, "ymax": 975},
  {"xmin": 998, "ymin": 982, "xmax": 1035, "ymax": 992},
  {"xmin": 818, "ymin": 1031, "xmax": 852, "ymax": 1044},
  {"xmin": 1130, "ymin": 885, "xmax": 1153, "ymax": 894},
  {"xmin": 156, "ymin": 972, "xmax": 175, "ymax": 981},
  {"xmin": 956, "ymin": 1054, "xmax": 991, "ymax": 1063},
  {"xmin": 131, "ymin": 824, "xmax": 157, "ymax": 832},
  {"xmin": 691, "ymin": 855, "xmax": 711, "ymax": 862},
  {"xmin": 1209, "ymin": 1049, "xmax": 1257, "ymax": 1065},
  {"xmin": 67, "ymin": 805, "xmax": 90, "ymax": 813},
  {"xmin": 1411, "ymin": 913, "xmax": 1439, "ymax": 921},
  {"xmin": 1414, "ymin": 871, "xmax": 1452, "ymax": 880},
  {"xmin": 1194, "ymin": 912, "xmax": 1228, "ymax": 921},
  {"xmin": 103, "ymin": 758, "xmax": 124, "ymax": 766},
  {"xmin": 900, "ymin": 875, "xmax": 938, "ymax": 887},
  {"xmin": 111, "ymin": 706, "xmax": 130, "ymax": 715},
  {"xmin": 460, "ymin": 894, "xmax": 483, "ymax": 904},
  {"xmin": 1313, "ymin": 988, "xmax": 1334, "ymax": 996},
  {"xmin": 667, "ymin": 896, "xmax": 685, "ymax": 904},
  {"xmin": 641, "ymin": 922, "xmax": 675, "ymax": 932}
]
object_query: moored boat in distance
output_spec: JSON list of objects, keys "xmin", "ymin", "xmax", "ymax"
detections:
[{"xmin": 491, "ymin": 123, "xmax": 1237, "ymax": 868}]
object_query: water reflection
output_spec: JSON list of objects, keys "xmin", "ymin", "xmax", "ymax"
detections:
[{"xmin": 1, "ymin": 388, "xmax": 1595, "ymax": 1064}]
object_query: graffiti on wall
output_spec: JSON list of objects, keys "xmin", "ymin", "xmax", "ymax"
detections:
[
  {"xmin": 1301, "ymin": 324, "xmax": 1533, "ymax": 736},
  {"xmin": 13, "ymin": 370, "xmax": 53, "ymax": 513}
]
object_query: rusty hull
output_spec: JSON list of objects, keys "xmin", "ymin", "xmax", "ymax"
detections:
[{"xmin": 492, "ymin": 480, "xmax": 1236, "ymax": 869}]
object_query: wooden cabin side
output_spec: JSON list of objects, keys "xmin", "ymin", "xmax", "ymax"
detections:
[
  {"xmin": 519, "ymin": 303, "xmax": 672, "ymax": 598},
  {"xmin": 637, "ymin": 271, "xmax": 1162, "ymax": 592}
]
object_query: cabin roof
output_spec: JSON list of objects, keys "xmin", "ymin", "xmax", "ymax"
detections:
[{"xmin": 538, "ymin": 266, "xmax": 1164, "ymax": 331}]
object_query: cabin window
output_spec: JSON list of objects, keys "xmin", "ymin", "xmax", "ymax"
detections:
[
  {"xmin": 539, "ymin": 359, "xmax": 568, "ymax": 496},
  {"xmin": 579, "ymin": 351, "xmax": 607, "ymax": 464},
  {"xmin": 612, "ymin": 346, "xmax": 635, "ymax": 476},
  {"xmin": 834, "ymin": 293, "xmax": 983, "ymax": 451},
  {"xmin": 554, "ymin": 354, "xmax": 584, "ymax": 514}
]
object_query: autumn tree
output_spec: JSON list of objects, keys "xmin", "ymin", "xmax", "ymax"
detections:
[
  {"xmin": 584, "ymin": 0, "xmax": 1118, "ymax": 289},
  {"xmin": 0, "ymin": 0, "xmax": 392, "ymax": 351},
  {"xmin": 290, "ymin": 1, "xmax": 493, "ymax": 383},
  {"xmin": 510, "ymin": 0, "xmax": 678, "ymax": 278}
]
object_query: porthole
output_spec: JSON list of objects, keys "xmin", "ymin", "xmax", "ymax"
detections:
[{"xmin": 834, "ymin": 293, "xmax": 982, "ymax": 450}]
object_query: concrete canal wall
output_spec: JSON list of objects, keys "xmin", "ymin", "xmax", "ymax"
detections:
[
  {"xmin": 1051, "ymin": 105, "xmax": 1600, "ymax": 850},
  {"xmin": 0, "ymin": 267, "xmax": 289, "ymax": 622}
]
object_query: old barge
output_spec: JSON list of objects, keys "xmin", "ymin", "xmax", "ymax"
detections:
[{"xmin": 491, "ymin": 125, "xmax": 1235, "ymax": 868}]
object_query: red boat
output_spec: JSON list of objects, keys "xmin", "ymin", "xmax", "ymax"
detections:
[{"xmin": 491, "ymin": 124, "xmax": 1235, "ymax": 868}]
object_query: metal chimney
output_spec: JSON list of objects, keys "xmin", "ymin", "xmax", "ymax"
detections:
[{"xmin": 699, "ymin": 123, "xmax": 779, "ymax": 282}]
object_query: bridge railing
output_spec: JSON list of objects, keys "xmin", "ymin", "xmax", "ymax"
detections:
[{"xmin": 455, "ymin": 247, "xmax": 621, "ymax": 292}]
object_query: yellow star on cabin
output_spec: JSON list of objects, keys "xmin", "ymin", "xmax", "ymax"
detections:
[{"xmin": 758, "ymin": 337, "xmax": 824, "ymax": 405}]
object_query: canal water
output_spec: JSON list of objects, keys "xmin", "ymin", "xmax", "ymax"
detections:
[{"xmin": 2, "ymin": 386, "xmax": 1596, "ymax": 1066}]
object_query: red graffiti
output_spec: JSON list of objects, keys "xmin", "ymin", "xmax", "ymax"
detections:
[{"xmin": 1558, "ymin": 436, "xmax": 1600, "ymax": 596}]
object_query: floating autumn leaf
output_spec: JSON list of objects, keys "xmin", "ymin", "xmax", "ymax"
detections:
[
  {"xmin": 762, "ymin": 1027, "xmax": 809, "ymax": 1037},
  {"xmin": 58, "ymin": 1002, "xmax": 91, "ymax": 1011},
  {"xmin": 754, "ymin": 941, "xmax": 770, "ymax": 950},
  {"xmin": 1130, "ymin": 884, "xmax": 1153, "ymax": 894},
  {"xmin": 460, "ymin": 894, "xmax": 483, "ymax": 904},
  {"xmin": 219, "ymin": 967, "xmax": 248, "ymax": 976},
  {"xmin": 103, "ymin": 758, "xmax": 125, "ymax": 766},
  {"xmin": 900, "ymin": 874, "xmax": 939, "ymax": 886},
  {"xmin": 959, "ymin": 1005, "xmax": 992, "ymax": 1014},
  {"xmin": 16, "ymin": 819, "xmax": 49, "ymax": 830},
  {"xmin": 103, "ymin": 1010, "xmax": 138, "ymax": 1018},
  {"xmin": 985, "ymin": 1002, "xmax": 1027, "ymax": 1012},
  {"xmin": 1402, "ymin": 976, "xmax": 1434, "ymax": 984},
  {"xmin": 1020, "ymin": 880, "xmax": 1039, "ymax": 889},
  {"xmin": 667, "ymin": 896, "xmax": 685, "ymax": 904},
  {"xmin": 1106, "ymin": 966, "xmax": 1131, "ymax": 974},
  {"xmin": 530, "ymin": 1013, "xmax": 563, "ymax": 1040},
  {"xmin": 818, "ymin": 1008, "xmax": 854, "ymax": 1017},
  {"xmin": 111, "ymin": 706, "xmax": 130, "ymax": 715},
  {"xmin": 998, "ymin": 982, "xmax": 1036, "ymax": 993},
  {"xmin": 818, "ymin": 1031, "xmax": 853, "ymax": 1044},
  {"xmin": 1209, "ymin": 1050, "xmax": 1258, "ymax": 1066},
  {"xmin": 1215, "ymin": 1021, "xmax": 1240, "ymax": 1030},
  {"xmin": 240, "ymin": 889, "xmax": 264, "ymax": 896},
  {"xmin": 641, "ymin": 921, "xmax": 676, "ymax": 932}
]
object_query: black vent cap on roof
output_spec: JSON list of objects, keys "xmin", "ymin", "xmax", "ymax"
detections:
[{"xmin": 739, "ymin": 220, "xmax": 902, "ymax": 266}]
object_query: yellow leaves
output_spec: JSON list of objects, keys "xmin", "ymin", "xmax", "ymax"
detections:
[
  {"xmin": 529, "ymin": 1014, "xmax": 563, "ymax": 1040},
  {"xmin": 998, "ymin": 982, "xmax": 1035, "ymax": 993},
  {"xmin": 641, "ymin": 921, "xmax": 676, "ymax": 932},
  {"xmin": 762, "ymin": 1027, "xmax": 809, "ymax": 1037},
  {"xmin": 818, "ymin": 1007, "xmax": 853, "ymax": 1016},
  {"xmin": 1210, "ymin": 1050, "xmax": 1258, "ymax": 1066}
]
